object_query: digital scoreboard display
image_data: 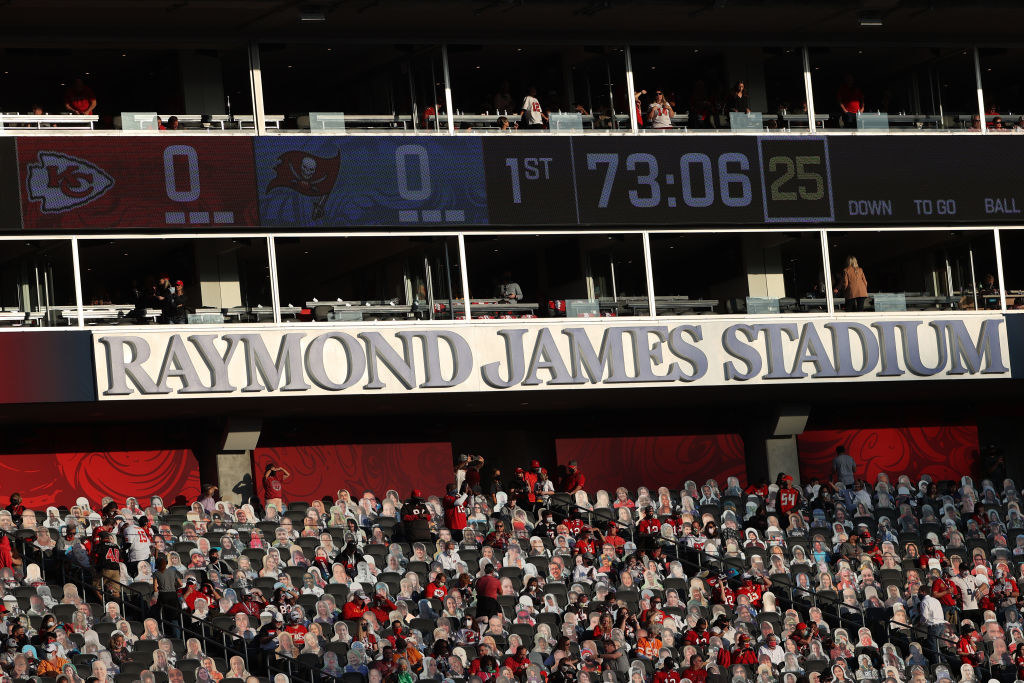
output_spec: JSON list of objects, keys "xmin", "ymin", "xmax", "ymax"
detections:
[
  {"xmin": 5, "ymin": 135, "xmax": 1023, "ymax": 230},
  {"xmin": 485, "ymin": 136, "xmax": 1020, "ymax": 226}
]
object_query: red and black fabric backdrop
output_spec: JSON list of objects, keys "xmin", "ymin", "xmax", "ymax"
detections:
[
  {"xmin": 555, "ymin": 435, "xmax": 747, "ymax": 493},
  {"xmin": 797, "ymin": 426, "xmax": 980, "ymax": 483},
  {"xmin": 0, "ymin": 423, "xmax": 199, "ymax": 509},
  {"xmin": 0, "ymin": 450, "xmax": 200, "ymax": 510},
  {"xmin": 253, "ymin": 442, "xmax": 454, "ymax": 502}
]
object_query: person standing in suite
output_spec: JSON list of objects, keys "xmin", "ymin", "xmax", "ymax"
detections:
[{"xmin": 836, "ymin": 256, "xmax": 868, "ymax": 312}]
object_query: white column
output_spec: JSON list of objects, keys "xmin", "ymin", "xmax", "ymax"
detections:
[
  {"xmin": 457, "ymin": 234, "xmax": 471, "ymax": 320},
  {"xmin": 802, "ymin": 47, "xmax": 817, "ymax": 134},
  {"xmin": 267, "ymin": 236, "xmax": 281, "ymax": 324},
  {"xmin": 625, "ymin": 46, "xmax": 639, "ymax": 134},
  {"xmin": 642, "ymin": 231, "xmax": 656, "ymax": 316},
  {"xmin": 994, "ymin": 228, "xmax": 1007, "ymax": 312},
  {"xmin": 71, "ymin": 237, "xmax": 84, "ymax": 328},
  {"xmin": 247, "ymin": 41, "xmax": 267, "ymax": 135},
  {"xmin": 974, "ymin": 47, "xmax": 988, "ymax": 133},
  {"xmin": 819, "ymin": 229, "xmax": 835, "ymax": 314},
  {"xmin": 442, "ymin": 44, "xmax": 456, "ymax": 135}
]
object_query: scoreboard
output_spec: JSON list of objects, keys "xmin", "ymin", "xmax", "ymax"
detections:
[{"xmin": 2, "ymin": 134, "xmax": 1022, "ymax": 230}]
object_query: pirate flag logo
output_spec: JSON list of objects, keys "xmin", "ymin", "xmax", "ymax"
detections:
[{"xmin": 266, "ymin": 151, "xmax": 341, "ymax": 219}]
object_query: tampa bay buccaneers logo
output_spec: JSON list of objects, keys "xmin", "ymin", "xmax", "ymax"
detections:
[
  {"xmin": 26, "ymin": 151, "xmax": 114, "ymax": 213},
  {"xmin": 266, "ymin": 150, "xmax": 341, "ymax": 219}
]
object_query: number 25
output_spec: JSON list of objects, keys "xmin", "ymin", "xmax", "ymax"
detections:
[{"xmin": 768, "ymin": 155, "xmax": 824, "ymax": 201}]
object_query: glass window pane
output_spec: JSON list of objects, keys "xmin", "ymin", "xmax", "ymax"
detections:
[
  {"xmin": 996, "ymin": 229, "xmax": 1024, "ymax": 310},
  {"xmin": 808, "ymin": 46, "xmax": 975, "ymax": 131},
  {"xmin": 826, "ymin": 230, "xmax": 996, "ymax": 312},
  {"xmin": 259, "ymin": 43, "xmax": 443, "ymax": 131},
  {"xmin": 465, "ymin": 234, "xmax": 646, "ymax": 318},
  {"xmin": 628, "ymin": 45, "xmax": 805, "ymax": 131},
  {"xmin": 0, "ymin": 47, "xmax": 250, "ymax": 128},
  {"xmin": 979, "ymin": 48, "xmax": 1024, "ymax": 129},
  {"xmin": 274, "ymin": 236, "xmax": 461, "ymax": 321},
  {"xmin": 650, "ymin": 232, "xmax": 826, "ymax": 315},
  {"xmin": 448, "ymin": 45, "xmax": 628, "ymax": 131},
  {"xmin": 0, "ymin": 240, "xmax": 75, "ymax": 327},
  {"xmin": 78, "ymin": 238, "xmax": 271, "ymax": 324}
]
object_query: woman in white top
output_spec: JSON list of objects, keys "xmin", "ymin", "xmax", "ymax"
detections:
[{"xmin": 648, "ymin": 90, "xmax": 675, "ymax": 128}]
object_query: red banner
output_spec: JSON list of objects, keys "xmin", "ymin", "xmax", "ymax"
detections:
[
  {"xmin": 555, "ymin": 435, "xmax": 746, "ymax": 493},
  {"xmin": 797, "ymin": 426, "xmax": 980, "ymax": 483},
  {"xmin": 17, "ymin": 137, "xmax": 259, "ymax": 230},
  {"xmin": 0, "ymin": 450, "xmax": 200, "ymax": 509},
  {"xmin": 254, "ymin": 442, "xmax": 454, "ymax": 503}
]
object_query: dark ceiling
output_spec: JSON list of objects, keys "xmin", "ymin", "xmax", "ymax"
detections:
[{"xmin": 1, "ymin": 1, "xmax": 1023, "ymax": 46}]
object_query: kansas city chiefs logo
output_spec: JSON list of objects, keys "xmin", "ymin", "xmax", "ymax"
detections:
[{"xmin": 26, "ymin": 151, "xmax": 114, "ymax": 213}]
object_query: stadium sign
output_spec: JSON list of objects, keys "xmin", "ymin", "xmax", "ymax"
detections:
[{"xmin": 93, "ymin": 316, "xmax": 1009, "ymax": 399}]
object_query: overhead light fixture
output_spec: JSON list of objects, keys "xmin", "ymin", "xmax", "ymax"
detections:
[
  {"xmin": 857, "ymin": 11, "xmax": 883, "ymax": 27},
  {"xmin": 299, "ymin": 5, "xmax": 327, "ymax": 21}
]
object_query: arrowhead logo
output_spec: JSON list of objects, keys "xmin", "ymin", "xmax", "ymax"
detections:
[{"xmin": 26, "ymin": 151, "xmax": 114, "ymax": 213}]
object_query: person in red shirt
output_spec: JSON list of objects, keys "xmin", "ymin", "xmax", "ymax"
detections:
[
  {"xmin": 523, "ymin": 460, "xmax": 540, "ymax": 504},
  {"xmin": 602, "ymin": 523, "xmax": 626, "ymax": 554},
  {"xmin": 228, "ymin": 589, "xmax": 266, "ymax": 617},
  {"xmin": 931, "ymin": 569, "xmax": 959, "ymax": 621},
  {"xmin": 475, "ymin": 564, "xmax": 501, "ymax": 618},
  {"xmin": 715, "ymin": 643, "xmax": 731, "ymax": 669},
  {"xmin": 737, "ymin": 576, "xmax": 764, "ymax": 609},
  {"xmin": 958, "ymin": 621, "xmax": 984, "ymax": 666},
  {"xmin": 180, "ymin": 578, "xmax": 204, "ymax": 611},
  {"xmin": 574, "ymin": 529, "xmax": 598, "ymax": 555},
  {"xmin": 341, "ymin": 591, "xmax": 370, "ymax": 621},
  {"xmin": 560, "ymin": 461, "xmax": 586, "ymax": 493},
  {"xmin": 776, "ymin": 475, "xmax": 800, "ymax": 515},
  {"xmin": 443, "ymin": 483, "xmax": 469, "ymax": 539},
  {"xmin": 563, "ymin": 510, "xmax": 585, "ymax": 536},
  {"xmin": 468, "ymin": 643, "xmax": 498, "ymax": 677},
  {"xmin": 368, "ymin": 586, "xmax": 398, "ymax": 624},
  {"xmin": 262, "ymin": 464, "xmax": 290, "ymax": 506},
  {"xmin": 424, "ymin": 573, "xmax": 448, "ymax": 601},
  {"xmin": 640, "ymin": 596, "xmax": 666, "ymax": 628},
  {"xmin": 653, "ymin": 657, "xmax": 681, "ymax": 683},
  {"xmin": 638, "ymin": 507, "xmax": 662, "ymax": 550},
  {"xmin": 386, "ymin": 621, "xmax": 409, "ymax": 648},
  {"xmin": 713, "ymin": 579, "xmax": 736, "ymax": 608},
  {"xmin": 837, "ymin": 74, "xmax": 865, "ymax": 128},
  {"xmin": 681, "ymin": 654, "xmax": 707, "ymax": 683},
  {"xmin": 64, "ymin": 78, "xmax": 97, "ymax": 115},
  {"xmin": 483, "ymin": 520, "xmax": 510, "ymax": 550},
  {"xmin": 859, "ymin": 533, "xmax": 883, "ymax": 566},
  {"xmin": 919, "ymin": 541, "xmax": 948, "ymax": 570},
  {"xmin": 503, "ymin": 646, "xmax": 531, "ymax": 678},
  {"xmin": 731, "ymin": 634, "xmax": 758, "ymax": 666},
  {"xmin": 790, "ymin": 623, "xmax": 811, "ymax": 651},
  {"xmin": 284, "ymin": 612, "xmax": 308, "ymax": 641},
  {"xmin": 683, "ymin": 619, "xmax": 710, "ymax": 651},
  {"xmin": 745, "ymin": 479, "xmax": 769, "ymax": 499}
]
